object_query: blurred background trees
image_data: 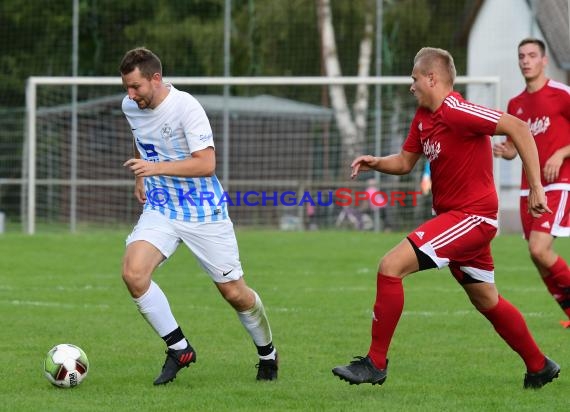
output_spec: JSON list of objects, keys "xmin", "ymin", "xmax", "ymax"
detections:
[
  {"xmin": 0, "ymin": 0, "xmax": 469, "ymax": 108},
  {"xmin": 0, "ymin": 0, "xmax": 470, "ymax": 230}
]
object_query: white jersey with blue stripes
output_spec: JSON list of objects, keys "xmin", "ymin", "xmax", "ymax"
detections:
[{"xmin": 122, "ymin": 84, "xmax": 228, "ymax": 222}]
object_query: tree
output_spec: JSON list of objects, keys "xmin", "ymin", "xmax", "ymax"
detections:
[
  {"xmin": 0, "ymin": 0, "xmax": 73, "ymax": 107},
  {"xmin": 317, "ymin": 0, "xmax": 374, "ymax": 167}
]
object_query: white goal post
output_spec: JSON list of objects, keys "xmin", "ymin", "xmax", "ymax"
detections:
[{"xmin": 24, "ymin": 75, "xmax": 500, "ymax": 234}]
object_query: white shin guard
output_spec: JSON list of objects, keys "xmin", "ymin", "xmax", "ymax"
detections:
[{"xmin": 237, "ymin": 291, "xmax": 273, "ymax": 347}]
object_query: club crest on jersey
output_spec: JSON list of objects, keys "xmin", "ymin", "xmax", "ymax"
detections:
[
  {"xmin": 418, "ymin": 122, "xmax": 423, "ymax": 132},
  {"xmin": 527, "ymin": 116, "xmax": 550, "ymax": 137},
  {"xmin": 161, "ymin": 124, "xmax": 173, "ymax": 140},
  {"xmin": 422, "ymin": 139, "xmax": 441, "ymax": 162}
]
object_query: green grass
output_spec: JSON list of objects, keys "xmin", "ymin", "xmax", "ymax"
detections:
[{"xmin": 0, "ymin": 230, "xmax": 569, "ymax": 411}]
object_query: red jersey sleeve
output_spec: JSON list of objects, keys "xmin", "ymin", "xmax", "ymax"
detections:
[
  {"xmin": 443, "ymin": 95, "xmax": 502, "ymax": 136},
  {"xmin": 402, "ymin": 110, "xmax": 424, "ymax": 153}
]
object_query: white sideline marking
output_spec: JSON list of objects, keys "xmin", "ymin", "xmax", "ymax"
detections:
[
  {"xmin": 271, "ymin": 306, "xmax": 549, "ymax": 319},
  {"xmin": 272, "ymin": 307, "xmax": 301, "ymax": 313},
  {"xmin": 496, "ymin": 266, "xmax": 534, "ymax": 272},
  {"xmin": 6, "ymin": 300, "xmax": 109, "ymax": 310},
  {"xmin": 303, "ymin": 286, "xmax": 371, "ymax": 293},
  {"xmin": 402, "ymin": 310, "xmax": 548, "ymax": 318}
]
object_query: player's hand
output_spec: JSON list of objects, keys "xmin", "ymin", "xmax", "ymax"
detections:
[
  {"xmin": 134, "ymin": 177, "xmax": 146, "ymax": 204},
  {"xmin": 543, "ymin": 151, "xmax": 564, "ymax": 183},
  {"xmin": 527, "ymin": 186, "xmax": 552, "ymax": 218},
  {"xmin": 123, "ymin": 158, "xmax": 158, "ymax": 177},
  {"xmin": 492, "ymin": 141, "xmax": 517, "ymax": 159},
  {"xmin": 350, "ymin": 155, "xmax": 377, "ymax": 179}
]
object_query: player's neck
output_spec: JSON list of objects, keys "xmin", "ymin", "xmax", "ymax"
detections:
[
  {"xmin": 149, "ymin": 84, "xmax": 171, "ymax": 109},
  {"xmin": 428, "ymin": 88, "xmax": 452, "ymax": 112},
  {"xmin": 525, "ymin": 76, "xmax": 548, "ymax": 94}
]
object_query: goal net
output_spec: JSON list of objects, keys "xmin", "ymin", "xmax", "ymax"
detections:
[{"xmin": 23, "ymin": 76, "xmax": 499, "ymax": 233}]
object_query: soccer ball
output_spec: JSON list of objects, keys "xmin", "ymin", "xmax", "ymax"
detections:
[{"xmin": 44, "ymin": 343, "xmax": 89, "ymax": 388}]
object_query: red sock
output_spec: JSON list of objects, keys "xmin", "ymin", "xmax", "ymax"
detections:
[
  {"xmin": 367, "ymin": 273, "xmax": 404, "ymax": 370},
  {"xmin": 548, "ymin": 256, "xmax": 570, "ymax": 278},
  {"xmin": 480, "ymin": 295, "xmax": 545, "ymax": 373},
  {"xmin": 542, "ymin": 274, "xmax": 563, "ymax": 299},
  {"xmin": 545, "ymin": 257, "xmax": 570, "ymax": 318}
]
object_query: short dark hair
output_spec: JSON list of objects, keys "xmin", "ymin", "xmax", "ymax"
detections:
[
  {"xmin": 119, "ymin": 47, "xmax": 162, "ymax": 79},
  {"xmin": 518, "ymin": 38, "xmax": 546, "ymax": 56}
]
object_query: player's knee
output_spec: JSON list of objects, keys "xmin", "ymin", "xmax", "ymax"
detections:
[
  {"xmin": 378, "ymin": 257, "xmax": 404, "ymax": 277},
  {"xmin": 220, "ymin": 284, "xmax": 254, "ymax": 311},
  {"xmin": 464, "ymin": 282, "xmax": 498, "ymax": 311},
  {"xmin": 465, "ymin": 289, "xmax": 496, "ymax": 311},
  {"xmin": 121, "ymin": 269, "xmax": 133, "ymax": 285},
  {"xmin": 528, "ymin": 241, "xmax": 549, "ymax": 262},
  {"xmin": 121, "ymin": 264, "xmax": 153, "ymax": 298},
  {"xmin": 470, "ymin": 294, "xmax": 497, "ymax": 311},
  {"xmin": 219, "ymin": 285, "xmax": 243, "ymax": 305},
  {"xmin": 121, "ymin": 262, "xmax": 148, "ymax": 286}
]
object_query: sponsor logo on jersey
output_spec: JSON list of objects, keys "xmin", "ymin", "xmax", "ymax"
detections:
[
  {"xmin": 516, "ymin": 107, "xmax": 523, "ymax": 116},
  {"xmin": 540, "ymin": 221, "xmax": 551, "ymax": 229},
  {"xmin": 415, "ymin": 231, "xmax": 425, "ymax": 239},
  {"xmin": 199, "ymin": 133, "xmax": 212, "ymax": 142}
]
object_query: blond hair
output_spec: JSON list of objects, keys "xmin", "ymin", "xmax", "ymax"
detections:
[{"xmin": 414, "ymin": 47, "xmax": 456, "ymax": 86}]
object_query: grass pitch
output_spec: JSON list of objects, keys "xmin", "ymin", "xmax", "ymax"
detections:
[{"xmin": 0, "ymin": 230, "xmax": 568, "ymax": 411}]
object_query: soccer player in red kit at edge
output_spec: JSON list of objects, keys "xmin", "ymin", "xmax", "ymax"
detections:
[
  {"xmin": 493, "ymin": 38, "xmax": 570, "ymax": 328},
  {"xmin": 332, "ymin": 47, "xmax": 560, "ymax": 389}
]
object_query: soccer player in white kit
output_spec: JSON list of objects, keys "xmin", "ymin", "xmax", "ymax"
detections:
[{"xmin": 119, "ymin": 47, "xmax": 277, "ymax": 385}]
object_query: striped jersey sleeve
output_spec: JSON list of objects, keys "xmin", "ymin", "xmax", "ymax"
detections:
[{"xmin": 443, "ymin": 93, "xmax": 502, "ymax": 135}]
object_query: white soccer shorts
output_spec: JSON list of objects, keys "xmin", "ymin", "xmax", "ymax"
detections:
[{"xmin": 126, "ymin": 210, "xmax": 244, "ymax": 283}]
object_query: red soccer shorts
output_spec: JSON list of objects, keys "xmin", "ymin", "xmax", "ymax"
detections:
[
  {"xmin": 407, "ymin": 210, "xmax": 498, "ymax": 283},
  {"xmin": 520, "ymin": 190, "xmax": 570, "ymax": 240}
]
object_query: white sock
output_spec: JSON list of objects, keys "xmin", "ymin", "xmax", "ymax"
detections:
[
  {"xmin": 169, "ymin": 339, "xmax": 188, "ymax": 350},
  {"xmin": 259, "ymin": 349, "xmax": 277, "ymax": 361},
  {"xmin": 134, "ymin": 281, "xmax": 179, "ymax": 338},
  {"xmin": 237, "ymin": 291, "xmax": 273, "ymax": 347}
]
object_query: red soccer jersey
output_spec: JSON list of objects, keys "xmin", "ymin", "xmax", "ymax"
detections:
[
  {"xmin": 403, "ymin": 91, "xmax": 500, "ymax": 218},
  {"xmin": 507, "ymin": 80, "xmax": 570, "ymax": 191}
]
